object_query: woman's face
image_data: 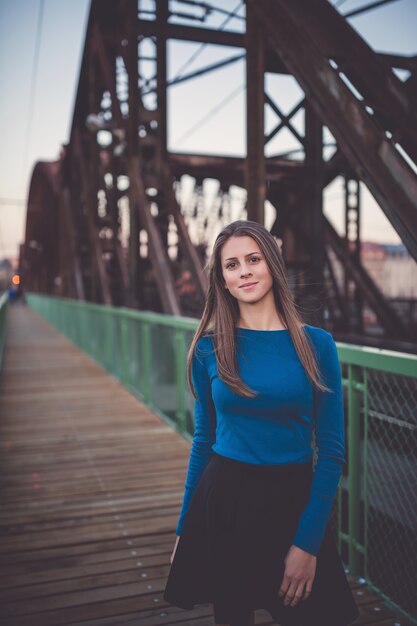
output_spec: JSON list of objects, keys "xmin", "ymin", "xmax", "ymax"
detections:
[{"xmin": 220, "ymin": 235, "xmax": 274, "ymax": 305}]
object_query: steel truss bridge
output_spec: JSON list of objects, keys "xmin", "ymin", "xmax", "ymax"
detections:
[{"xmin": 21, "ymin": 0, "xmax": 417, "ymax": 350}]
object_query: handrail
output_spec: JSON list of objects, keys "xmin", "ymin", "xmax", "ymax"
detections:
[{"xmin": 26, "ymin": 293, "xmax": 417, "ymax": 623}]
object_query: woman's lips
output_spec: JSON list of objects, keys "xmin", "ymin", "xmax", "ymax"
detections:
[{"xmin": 240, "ymin": 282, "xmax": 258, "ymax": 290}]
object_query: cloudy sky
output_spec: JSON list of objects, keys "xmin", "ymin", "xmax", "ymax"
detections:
[{"xmin": 0, "ymin": 0, "xmax": 416, "ymax": 261}]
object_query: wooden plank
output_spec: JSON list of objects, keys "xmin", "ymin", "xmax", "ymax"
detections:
[{"xmin": 0, "ymin": 306, "xmax": 410, "ymax": 625}]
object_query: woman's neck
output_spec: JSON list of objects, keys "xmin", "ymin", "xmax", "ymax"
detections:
[{"xmin": 237, "ymin": 313, "xmax": 287, "ymax": 331}]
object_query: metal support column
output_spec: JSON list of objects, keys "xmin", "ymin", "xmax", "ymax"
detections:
[
  {"xmin": 126, "ymin": 1, "xmax": 141, "ymax": 308},
  {"xmin": 304, "ymin": 103, "xmax": 325, "ymax": 325},
  {"xmin": 245, "ymin": 0, "xmax": 265, "ymax": 224},
  {"xmin": 344, "ymin": 177, "xmax": 364, "ymax": 333}
]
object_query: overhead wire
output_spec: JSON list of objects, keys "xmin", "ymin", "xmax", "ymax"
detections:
[
  {"xmin": 173, "ymin": 84, "xmax": 245, "ymax": 147},
  {"xmin": 21, "ymin": 0, "xmax": 45, "ymax": 177},
  {"xmin": 343, "ymin": 0, "xmax": 402, "ymax": 18},
  {"xmin": 334, "ymin": 0, "xmax": 403, "ymax": 14}
]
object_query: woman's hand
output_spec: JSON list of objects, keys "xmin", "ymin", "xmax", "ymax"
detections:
[
  {"xmin": 170, "ymin": 535, "xmax": 181, "ymax": 564},
  {"xmin": 278, "ymin": 544, "xmax": 317, "ymax": 607}
]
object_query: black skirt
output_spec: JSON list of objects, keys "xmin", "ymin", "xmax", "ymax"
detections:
[{"xmin": 164, "ymin": 452, "xmax": 360, "ymax": 626}]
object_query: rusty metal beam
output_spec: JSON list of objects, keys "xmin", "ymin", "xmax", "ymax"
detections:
[
  {"xmin": 325, "ymin": 218, "xmax": 408, "ymax": 339},
  {"xmin": 252, "ymin": 0, "xmax": 417, "ymax": 263},
  {"xmin": 73, "ymin": 130, "xmax": 112, "ymax": 304},
  {"xmin": 135, "ymin": 12, "xmax": 413, "ymax": 74},
  {"xmin": 60, "ymin": 187, "xmax": 85, "ymax": 300},
  {"xmin": 284, "ymin": 0, "xmax": 417, "ymax": 163},
  {"xmin": 160, "ymin": 162, "xmax": 208, "ymax": 301},
  {"xmin": 264, "ymin": 94, "xmax": 304, "ymax": 147},
  {"xmin": 245, "ymin": 1, "xmax": 265, "ymax": 224},
  {"xmin": 91, "ymin": 24, "xmax": 124, "ymax": 128},
  {"xmin": 370, "ymin": 53, "xmax": 417, "ymax": 71},
  {"xmin": 169, "ymin": 152, "xmax": 302, "ymax": 185},
  {"xmin": 269, "ymin": 173, "xmax": 409, "ymax": 340},
  {"xmin": 126, "ymin": 1, "xmax": 141, "ymax": 309},
  {"xmin": 137, "ymin": 20, "xmax": 245, "ymax": 48},
  {"xmin": 156, "ymin": 0, "xmax": 168, "ymax": 165},
  {"xmin": 304, "ymin": 103, "xmax": 325, "ymax": 326},
  {"xmin": 128, "ymin": 156, "xmax": 181, "ymax": 315}
]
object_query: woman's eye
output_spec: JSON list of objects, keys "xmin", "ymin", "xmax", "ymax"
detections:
[
  {"xmin": 250, "ymin": 256, "xmax": 260, "ymax": 263},
  {"xmin": 226, "ymin": 263, "xmax": 236, "ymax": 269}
]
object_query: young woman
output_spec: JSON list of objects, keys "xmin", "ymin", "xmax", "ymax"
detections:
[{"xmin": 164, "ymin": 220, "xmax": 359, "ymax": 626}]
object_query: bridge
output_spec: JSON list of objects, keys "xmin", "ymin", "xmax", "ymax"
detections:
[
  {"xmin": 19, "ymin": 0, "xmax": 417, "ymax": 349},
  {"xmin": 0, "ymin": 295, "xmax": 416, "ymax": 624},
  {"xmin": 2, "ymin": 0, "xmax": 417, "ymax": 623}
]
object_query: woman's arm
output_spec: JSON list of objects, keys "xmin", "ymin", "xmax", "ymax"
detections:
[
  {"xmin": 278, "ymin": 331, "xmax": 344, "ymax": 606},
  {"xmin": 291, "ymin": 331, "xmax": 346, "ymax": 556}
]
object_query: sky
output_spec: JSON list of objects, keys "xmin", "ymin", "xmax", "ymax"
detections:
[{"xmin": 0, "ymin": 0, "xmax": 416, "ymax": 261}]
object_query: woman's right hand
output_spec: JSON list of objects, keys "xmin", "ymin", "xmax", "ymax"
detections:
[{"xmin": 170, "ymin": 535, "xmax": 181, "ymax": 564}]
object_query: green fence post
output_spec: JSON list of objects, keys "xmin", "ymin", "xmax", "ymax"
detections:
[
  {"xmin": 141, "ymin": 322, "xmax": 152, "ymax": 404},
  {"xmin": 120, "ymin": 315, "xmax": 129, "ymax": 387},
  {"xmin": 348, "ymin": 363, "xmax": 361, "ymax": 576},
  {"xmin": 363, "ymin": 368, "xmax": 369, "ymax": 580},
  {"xmin": 175, "ymin": 330, "xmax": 187, "ymax": 433},
  {"xmin": 106, "ymin": 310, "xmax": 113, "ymax": 373}
]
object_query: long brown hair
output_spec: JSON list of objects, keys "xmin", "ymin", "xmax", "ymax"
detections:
[{"xmin": 187, "ymin": 220, "xmax": 330, "ymax": 398}]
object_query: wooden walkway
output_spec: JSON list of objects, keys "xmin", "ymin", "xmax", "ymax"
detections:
[{"xmin": 0, "ymin": 305, "xmax": 412, "ymax": 626}]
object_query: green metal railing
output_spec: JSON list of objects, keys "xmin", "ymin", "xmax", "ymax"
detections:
[
  {"xmin": 0, "ymin": 292, "xmax": 8, "ymax": 370},
  {"xmin": 27, "ymin": 293, "xmax": 417, "ymax": 623},
  {"xmin": 336, "ymin": 343, "xmax": 417, "ymax": 623}
]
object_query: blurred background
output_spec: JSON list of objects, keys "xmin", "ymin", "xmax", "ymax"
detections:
[{"xmin": 1, "ymin": 0, "xmax": 417, "ymax": 349}]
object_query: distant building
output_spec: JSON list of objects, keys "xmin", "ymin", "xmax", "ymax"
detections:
[{"xmin": 361, "ymin": 242, "xmax": 417, "ymax": 298}]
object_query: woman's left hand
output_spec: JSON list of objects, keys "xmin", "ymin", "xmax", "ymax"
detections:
[{"xmin": 278, "ymin": 544, "xmax": 317, "ymax": 607}]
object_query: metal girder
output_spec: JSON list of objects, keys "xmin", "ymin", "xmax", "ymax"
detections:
[
  {"xmin": 128, "ymin": 155, "xmax": 181, "ymax": 315},
  {"xmin": 169, "ymin": 153, "xmax": 302, "ymax": 185},
  {"xmin": 268, "ymin": 157, "xmax": 409, "ymax": 339},
  {"xmin": 245, "ymin": 0, "xmax": 265, "ymax": 224},
  {"xmin": 160, "ymin": 162, "xmax": 208, "ymax": 301},
  {"xmin": 59, "ymin": 187, "xmax": 85, "ymax": 300},
  {"xmin": 265, "ymin": 96, "xmax": 305, "ymax": 147},
  {"xmin": 303, "ymin": 103, "xmax": 325, "ymax": 327},
  {"xmin": 251, "ymin": 0, "xmax": 417, "ymax": 264},
  {"xmin": 23, "ymin": 0, "xmax": 416, "ymax": 343},
  {"xmin": 156, "ymin": 0, "xmax": 168, "ymax": 165},
  {"xmin": 73, "ymin": 129, "xmax": 112, "ymax": 305},
  {"xmin": 22, "ymin": 162, "xmax": 61, "ymax": 295},
  {"xmin": 137, "ymin": 20, "xmax": 245, "ymax": 48},
  {"xmin": 125, "ymin": 0, "xmax": 141, "ymax": 309},
  {"xmin": 276, "ymin": 189, "xmax": 408, "ymax": 338},
  {"xmin": 283, "ymin": 0, "xmax": 417, "ymax": 163},
  {"xmin": 325, "ymin": 218, "xmax": 408, "ymax": 338}
]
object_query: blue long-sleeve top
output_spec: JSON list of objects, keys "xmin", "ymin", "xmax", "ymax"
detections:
[{"xmin": 175, "ymin": 325, "xmax": 346, "ymax": 556}]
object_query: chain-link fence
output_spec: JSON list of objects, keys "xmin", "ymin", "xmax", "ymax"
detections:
[
  {"xmin": 366, "ymin": 369, "xmax": 417, "ymax": 619},
  {"xmin": 335, "ymin": 347, "xmax": 417, "ymax": 623}
]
